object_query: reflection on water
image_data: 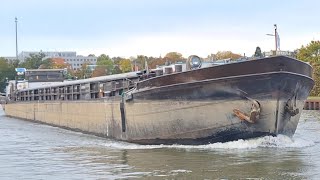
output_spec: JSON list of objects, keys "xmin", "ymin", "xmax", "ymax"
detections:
[{"xmin": 0, "ymin": 108, "xmax": 320, "ymax": 179}]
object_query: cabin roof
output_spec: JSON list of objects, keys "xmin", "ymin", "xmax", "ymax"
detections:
[
  {"xmin": 19, "ymin": 71, "xmax": 140, "ymax": 92},
  {"xmin": 26, "ymin": 69, "xmax": 65, "ymax": 72}
]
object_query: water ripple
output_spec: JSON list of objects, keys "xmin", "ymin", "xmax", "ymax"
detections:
[{"xmin": 0, "ymin": 109, "xmax": 320, "ymax": 179}]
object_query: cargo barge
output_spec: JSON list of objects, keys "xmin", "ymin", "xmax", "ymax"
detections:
[{"xmin": 2, "ymin": 55, "xmax": 314, "ymax": 145}]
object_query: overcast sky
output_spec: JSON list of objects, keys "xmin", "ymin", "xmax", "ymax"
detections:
[{"xmin": 1, "ymin": 0, "xmax": 320, "ymax": 58}]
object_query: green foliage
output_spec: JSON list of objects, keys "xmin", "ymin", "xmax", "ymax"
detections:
[
  {"xmin": 312, "ymin": 65, "xmax": 320, "ymax": 96},
  {"xmin": 10, "ymin": 59, "xmax": 19, "ymax": 68},
  {"xmin": 73, "ymin": 63, "xmax": 92, "ymax": 79},
  {"xmin": 254, "ymin": 47, "xmax": 263, "ymax": 58},
  {"xmin": 97, "ymin": 54, "xmax": 111, "ymax": 62},
  {"xmin": 97, "ymin": 54, "xmax": 114, "ymax": 74},
  {"xmin": 297, "ymin": 41, "xmax": 320, "ymax": 64},
  {"xmin": 75, "ymin": 54, "xmax": 121, "ymax": 78},
  {"xmin": 0, "ymin": 57, "xmax": 17, "ymax": 92},
  {"xmin": 39, "ymin": 58, "xmax": 54, "ymax": 69},
  {"xmin": 297, "ymin": 40, "xmax": 320, "ymax": 96},
  {"xmin": 64, "ymin": 70, "xmax": 74, "ymax": 80},
  {"xmin": 112, "ymin": 57, "xmax": 123, "ymax": 66},
  {"xmin": 19, "ymin": 52, "xmax": 46, "ymax": 69},
  {"xmin": 136, "ymin": 55, "xmax": 147, "ymax": 69},
  {"xmin": 113, "ymin": 66, "xmax": 122, "ymax": 74}
]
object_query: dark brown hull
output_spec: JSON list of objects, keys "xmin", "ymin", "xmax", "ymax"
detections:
[
  {"xmin": 121, "ymin": 56, "xmax": 314, "ymax": 144},
  {"xmin": 137, "ymin": 56, "xmax": 312, "ymax": 90},
  {"xmin": 4, "ymin": 56, "xmax": 314, "ymax": 145}
]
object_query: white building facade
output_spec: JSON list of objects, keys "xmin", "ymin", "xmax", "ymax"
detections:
[
  {"xmin": 2, "ymin": 51, "xmax": 98, "ymax": 70},
  {"xmin": 19, "ymin": 51, "xmax": 76, "ymax": 62},
  {"xmin": 63, "ymin": 56, "xmax": 97, "ymax": 70}
]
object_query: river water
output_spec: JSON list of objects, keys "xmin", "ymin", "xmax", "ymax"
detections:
[{"xmin": 1, "ymin": 106, "xmax": 320, "ymax": 179}]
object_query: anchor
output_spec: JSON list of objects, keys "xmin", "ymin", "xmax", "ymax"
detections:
[
  {"xmin": 233, "ymin": 99, "xmax": 261, "ymax": 123},
  {"xmin": 285, "ymin": 97, "xmax": 299, "ymax": 117}
]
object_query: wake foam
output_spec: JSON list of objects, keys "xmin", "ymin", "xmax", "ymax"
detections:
[
  {"xmin": 103, "ymin": 134, "xmax": 315, "ymax": 150},
  {"xmin": 0, "ymin": 105, "xmax": 4, "ymax": 116},
  {"xmin": 103, "ymin": 111, "xmax": 319, "ymax": 150}
]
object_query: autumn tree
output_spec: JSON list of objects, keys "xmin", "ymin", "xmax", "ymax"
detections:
[
  {"xmin": 119, "ymin": 59, "xmax": 132, "ymax": 73},
  {"xmin": 144, "ymin": 53, "xmax": 185, "ymax": 69},
  {"xmin": 52, "ymin": 58, "xmax": 68, "ymax": 69},
  {"xmin": 164, "ymin": 52, "xmax": 183, "ymax": 63},
  {"xmin": 92, "ymin": 66, "xmax": 107, "ymax": 77},
  {"xmin": 39, "ymin": 58, "xmax": 68, "ymax": 69},
  {"xmin": 214, "ymin": 51, "xmax": 242, "ymax": 60},
  {"xmin": 297, "ymin": 40, "xmax": 320, "ymax": 96},
  {"xmin": 148, "ymin": 57, "xmax": 164, "ymax": 69}
]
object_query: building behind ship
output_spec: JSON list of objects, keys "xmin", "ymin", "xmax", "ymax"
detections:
[{"xmin": 3, "ymin": 51, "xmax": 97, "ymax": 70}]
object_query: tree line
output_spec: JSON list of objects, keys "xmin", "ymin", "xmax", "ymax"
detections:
[
  {"xmin": 0, "ymin": 51, "xmax": 242, "ymax": 83},
  {"xmin": 1, "ymin": 45, "xmax": 320, "ymax": 96},
  {"xmin": 296, "ymin": 41, "xmax": 320, "ymax": 96}
]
